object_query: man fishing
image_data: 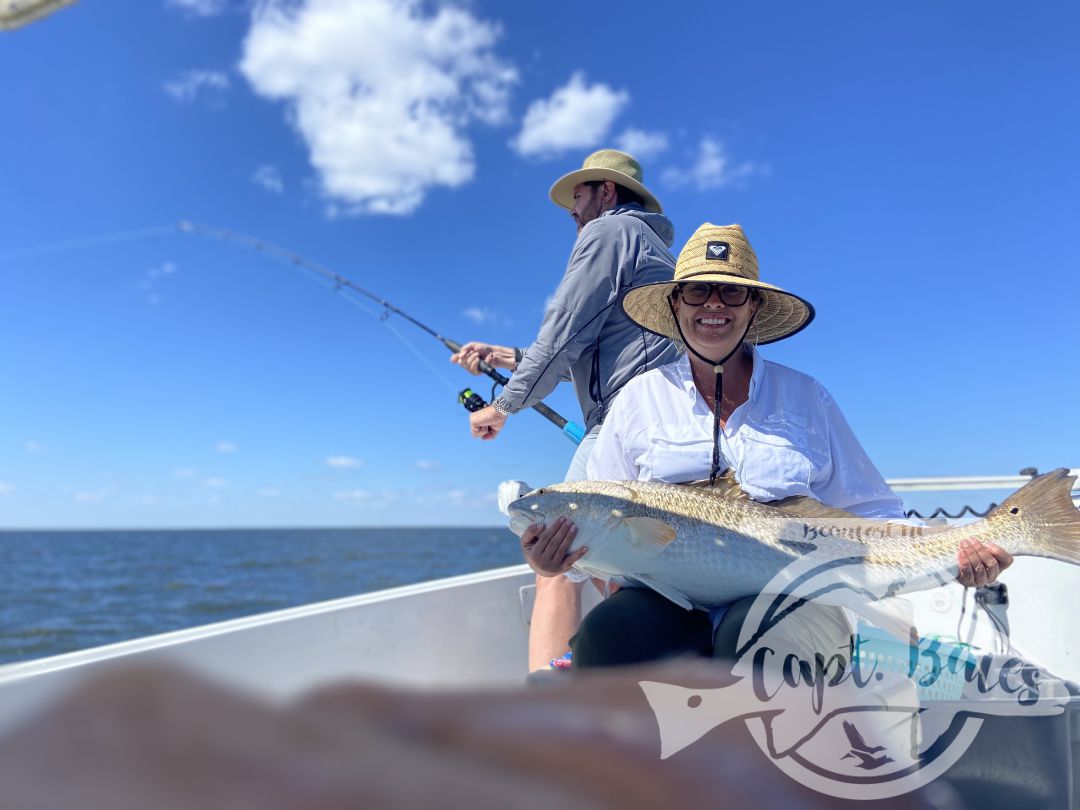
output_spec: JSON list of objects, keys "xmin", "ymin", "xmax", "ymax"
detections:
[{"xmin": 452, "ymin": 149, "xmax": 678, "ymax": 671}]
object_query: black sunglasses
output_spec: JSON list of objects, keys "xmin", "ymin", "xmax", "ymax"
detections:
[{"xmin": 675, "ymin": 282, "xmax": 751, "ymax": 307}]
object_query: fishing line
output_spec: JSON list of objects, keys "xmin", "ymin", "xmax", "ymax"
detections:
[
  {"xmin": 0, "ymin": 225, "xmax": 176, "ymax": 264},
  {"xmin": 178, "ymin": 221, "xmax": 584, "ymax": 440},
  {"xmin": 287, "ymin": 258, "xmax": 458, "ymax": 394}
]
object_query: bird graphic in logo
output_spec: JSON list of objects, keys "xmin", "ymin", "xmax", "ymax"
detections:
[{"xmin": 840, "ymin": 720, "xmax": 894, "ymax": 770}]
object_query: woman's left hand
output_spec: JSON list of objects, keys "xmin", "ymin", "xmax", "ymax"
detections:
[
  {"xmin": 521, "ymin": 516, "xmax": 587, "ymax": 577},
  {"xmin": 956, "ymin": 538, "xmax": 1014, "ymax": 588}
]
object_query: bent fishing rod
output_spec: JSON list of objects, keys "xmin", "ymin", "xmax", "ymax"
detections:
[{"xmin": 177, "ymin": 221, "xmax": 585, "ymax": 445}]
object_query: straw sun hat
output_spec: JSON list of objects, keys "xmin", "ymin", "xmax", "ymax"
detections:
[
  {"xmin": 549, "ymin": 149, "xmax": 662, "ymax": 214},
  {"xmin": 621, "ymin": 223, "xmax": 814, "ymax": 346}
]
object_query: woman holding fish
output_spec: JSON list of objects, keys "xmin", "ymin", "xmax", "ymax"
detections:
[{"xmin": 520, "ymin": 223, "xmax": 1015, "ymax": 668}]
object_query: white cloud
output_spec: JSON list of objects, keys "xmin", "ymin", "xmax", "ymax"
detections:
[
  {"xmin": 0, "ymin": 481, "xmax": 14, "ymax": 495},
  {"xmin": 164, "ymin": 69, "xmax": 231, "ymax": 103},
  {"xmin": 174, "ymin": 467, "xmax": 198, "ymax": 479},
  {"xmin": 239, "ymin": 0, "xmax": 517, "ymax": 215},
  {"xmin": 168, "ymin": 0, "xmax": 228, "ymax": 16},
  {"xmin": 215, "ymin": 441, "xmax": 238, "ymax": 453},
  {"xmin": 326, "ymin": 455, "xmax": 362, "ymax": 469},
  {"xmin": 334, "ymin": 489, "xmax": 372, "ymax": 501},
  {"xmin": 24, "ymin": 440, "xmax": 44, "ymax": 453},
  {"xmin": 615, "ymin": 128, "xmax": 668, "ymax": 160},
  {"xmin": 141, "ymin": 261, "xmax": 176, "ymax": 304},
  {"xmin": 511, "ymin": 73, "xmax": 628, "ymax": 158},
  {"xmin": 259, "ymin": 487, "xmax": 282, "ymax": 498},
  {"xmin": 202, "ymin": 477, "xmax": 228, "ymax": 488},
  {"xmin": 461, "ymin": 306, "xmax": 509, "ymax": 326},
  {"xmin": 251, "ymin": 164, "xmax": 284, "ymax": 194},
  {"xmin": 415, "ymin": 460, "xmax": 441, "ymax": 471},
  {"xmin": 148, "ymin": 262, "xmax": 176, "ymax": 279},
  {"xmin": 661, "ymin": 137, "xmax": 766, "ymax": 191},
  {"xmin": 74, "ymin": 486, "xmax": 115, "ymax": 503}
]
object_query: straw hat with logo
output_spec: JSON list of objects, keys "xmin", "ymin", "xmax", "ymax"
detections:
[
  {"xmin": 621, "ymin": 223, "xmax": 814, "ymax": 346},
  {"xmin": 549, "ymin": 149, "xmax": 663, "ymax": 214}
]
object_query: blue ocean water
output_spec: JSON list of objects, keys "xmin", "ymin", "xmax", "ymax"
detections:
[{"xmin": 0, "ymin": 527, "xmax": 522, "ymax": 665}]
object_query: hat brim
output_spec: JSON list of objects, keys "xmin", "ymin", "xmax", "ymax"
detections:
[
  {"xmin": 620, "ymin": 273, "xmax": 815, "ymax": 346},
  {"xmin": 550, "ymin": 167, "xmax": 662, "ymax": 213}
]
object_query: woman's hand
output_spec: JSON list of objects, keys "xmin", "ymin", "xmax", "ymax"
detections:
[
  {"xmin": 955, "ymin": 538, "xmax": 1014, "ymax": 588},
  {"xmin": 521, "ymin": 516, "xmax": 587, "ymax": 577}
]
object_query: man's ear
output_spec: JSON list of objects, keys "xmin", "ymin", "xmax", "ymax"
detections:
[{"xmin": 602, "ymin": 180, "xmax": 617, "ymax": 205}]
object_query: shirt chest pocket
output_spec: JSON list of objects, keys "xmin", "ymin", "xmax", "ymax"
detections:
[
  {"xmin": 637, "ymin": 424, "xmax": 715, "ymax": 484},
  {"xmin": 737, "ymin": 412, "xmax": 828, "ymax": 497}
]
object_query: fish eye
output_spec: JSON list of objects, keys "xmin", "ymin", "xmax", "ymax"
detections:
[
  {"xmin": 1010, "ymin": 507, "xmax": 1019, "ymax": 515},
  {"xmin": 535, "ymin": 488, "xmax": 546, "ymax": 496}
]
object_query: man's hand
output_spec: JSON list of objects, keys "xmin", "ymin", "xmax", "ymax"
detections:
[
  {"xmin": 450, "ymin": 342, "xmax": 518, "ymax": 375},
  {"xmin": 522, "ymin": 516, "xmax": 587, "ymax": 576},
  {"xmin": 469, "ymin": 405, "xmax": 507, "ymax": 441},
  {"xmin": 956, "ymin": 538, "xmax": 1014, "ymax": 588}
]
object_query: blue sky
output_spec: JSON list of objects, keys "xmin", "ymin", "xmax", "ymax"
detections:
[{"xmin": 1, "ymin": 0, "xmax": 1077, "ymax": 528}]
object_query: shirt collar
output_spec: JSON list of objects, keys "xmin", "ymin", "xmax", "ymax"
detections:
[{"xmin": 671, "ymin": 346, "xmax": 764, "ymax": 404}]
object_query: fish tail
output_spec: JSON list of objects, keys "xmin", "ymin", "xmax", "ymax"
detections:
[{"xmin": 996, "ymin": 468, "xmax": 1080, "ymax": 564}]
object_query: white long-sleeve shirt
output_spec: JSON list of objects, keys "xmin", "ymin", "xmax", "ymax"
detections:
[{"xmin": 585, "ymin": 349, "xmax": 904, "ymax": 519}]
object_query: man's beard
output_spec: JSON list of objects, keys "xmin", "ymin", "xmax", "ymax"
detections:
[{"xmin": 573, "ymin": 192, "xmax": 602, "ymax": 233}]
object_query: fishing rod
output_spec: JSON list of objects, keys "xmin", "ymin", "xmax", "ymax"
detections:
[{"xmin": 177, "ymin": 221, "xmax": 585, "ymax": 445}]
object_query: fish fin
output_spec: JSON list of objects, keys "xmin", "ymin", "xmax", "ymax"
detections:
[
  {"xmin": 639, "ymin": 681, "xmax": 754, "ymax": 759},
  {"xmin": 995, "ymin": 468, "xmax": 1080, "ymax": 564},
  {"xmin": 633, "ymin": 575, "xmax": 694, "ymax": 610},
  {"xmin": 681, "ymin": 469, "xmax": 748, "ymax": 501},
  {"xmin": 624, "ymin": 516, "xmax": 677, "ymax": 549},
  {"xmin": 768, "ymin": 495, "xmax": 860, "ymax": 520}
]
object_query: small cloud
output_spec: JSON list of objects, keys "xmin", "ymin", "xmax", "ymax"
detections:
[
  {"xmin": 0, "ymin": 481, "xmax": 14, "ymax": 494},
  {"xmin": 215, "ymin": 441, "xmax": 238, "ymax": 454},
  {"xmin": 615, "ymin": 128, "xmax": 669, "ymax": 161},
  {"xmin": 661, "ymin": 137, "xmax": 766, "ymax": 191},
  {"xmin": 251, "ymin": 164, "xmax": 284, "ymax": 194},
  {"xmin": 202, "ymin": 477, "xmax": 228, "ymax": 488},
  {"xmin": 24, "ymin": 440, "xmax": 44, "ymax": 453},
  {"xmin": 74, "ymin": 486, "xmax": 115, "ymax": 503},
  {"xmin": 174, "ymin": 467, "xmax": 198, "ymax": 479},
  {"xmin": 140, "ymin": 261, "xmax": 177, "ymax": 304},
  {"xmin": 334, "ymin": 489, "xmax": 372, "ymax": 501},
  {"xmin": 133, "ymin": 494, "xmax": 160, "ymax": 506},
  {"xmin": 415, "ymin": 460, "xmax": 441, "ymax": 471},
  {"xmin": 148, "ymin": 261, "xmax": 177, "ymax": 280},
  {"xmin": 164, "ymin": 69, "xmax": 230, "ymax": 103},
  {"xmin": 167, "ymin": 0, "xmax": 228, "ymax": 16},
  {"xmin": 461, "ymin": 306, "xmax": 509, "ymax": 326},
  {"xmin": 259, "ymin": 487, "xmax": 282, "ymax": 498},
  {"xmin": 512, "ymin": 73, "xmax": 628, "ymax": 158},
  {"xmin": 334, "ymin": 489, "xmax": 399, "ymax": 509},
  {"xmin": 326, "ymin": 455, "xmax": 362, "ymax": 469},
  {"xmin": 416, "ymin": 487, "xmax": 489, "ymax": 508}
]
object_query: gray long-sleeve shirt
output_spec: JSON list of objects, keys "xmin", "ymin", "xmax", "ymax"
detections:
[{"xmin": 494, "ymin": 204, "xmax": 679, "ymax": 430}]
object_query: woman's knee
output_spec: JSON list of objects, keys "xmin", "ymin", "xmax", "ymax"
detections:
[{"xmin": 571, "ymin": 589, "xmax": 711, "ymax": 669}]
